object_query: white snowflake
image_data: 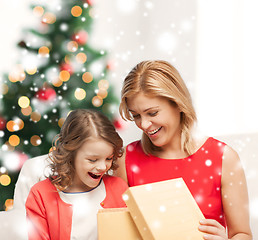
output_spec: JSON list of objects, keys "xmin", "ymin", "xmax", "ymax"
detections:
[{"xmin": 205, "ymin": 159, "xmax": 212, "ymax": 167}]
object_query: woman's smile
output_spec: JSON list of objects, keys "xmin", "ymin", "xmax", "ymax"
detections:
[{"xmin": 147, "ymin": 127, "xmax": 162, "ymax": 136}]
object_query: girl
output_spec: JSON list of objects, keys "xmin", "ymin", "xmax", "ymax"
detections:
[
  {"xmin": 115, "ymin": 60, "xmax": 252, "ymax": 240},
  {"xmin": 25, "ymin": 109, "xmax": 128, "ymax": 240}
]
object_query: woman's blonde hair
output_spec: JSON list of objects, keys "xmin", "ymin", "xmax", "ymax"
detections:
[
  {"xmin": 49, "ymin": 109, "xmax": 123, "ymax": 191},
  {"xmin": 119, "ymin": 60, "xmax": 197, "ymax": 155}
]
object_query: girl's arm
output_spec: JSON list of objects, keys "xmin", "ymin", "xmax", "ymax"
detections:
[
  {"xmin": 25, "ymin": 189, "xmax": 50, "ymax": 240},
  {"xmin": 198, "ymin": 145, "xmax": 252, "ymax": 240}
]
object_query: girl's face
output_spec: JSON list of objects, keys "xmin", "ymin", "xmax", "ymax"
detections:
[
  {"xmin": 126, "ymin": 92, "xmax": 182, "ymax": 151},
  {"xmin": 69, "ymin": 137, "xmax": 114, "ymax": 192}
]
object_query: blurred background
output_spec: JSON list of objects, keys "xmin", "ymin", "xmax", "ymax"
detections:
[
  {"xmin": 0, "ymin": 0, "xmax": 257, "ymax": 237},
  {"xmin": 2, "ymin": 0, "xmax": 258, "ymax": 141}
]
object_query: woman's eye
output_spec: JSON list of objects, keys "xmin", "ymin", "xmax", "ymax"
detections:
[
  {"xmin": 149, "ymin": 111, "xmax": 158, "ymax": 116},
  {"xmin": 106, "ymin": 157, "xmax": 113, "ymax": 161},
  {"xmin": 132, "ymin": 114, "xmax": 140, "ymax": 119}
]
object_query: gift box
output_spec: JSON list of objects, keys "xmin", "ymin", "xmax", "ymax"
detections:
[
  {"xmin": 97, "ymin": 208, "xmax": 143, "ymax": 240},
  {"xmin": 122, "ymin": 178, "xmax": 205, "ymax": 240}
]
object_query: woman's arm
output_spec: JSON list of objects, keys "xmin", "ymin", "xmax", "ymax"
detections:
[
  {"xmin": 222, "ymin": 145, "xmax": 252, "ymax": 239},
  {"xmin": 198, "ymin": 145, "xmax": 252, "ymax": 240},
  {"xmin": 113, "ymin": 147, "xmax": 128, "ymax": 183}
]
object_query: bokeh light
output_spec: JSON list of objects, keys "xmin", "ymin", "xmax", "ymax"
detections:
[
  {"xmin": 30, "ymin": 112, "xmax": 41, "ymax": 122},
  {"xmin": 9, "ymin": 135, "xmax": 20, "ymax": 147},
  {"xmin": 59, "ymin": 70, "xmax": 70, "ymax": 82},
  {"xmin": 4, "ymin": 199, "xmax": 14, "ymax": 211},
  {"xmin": 58, "ymin": 118, "xmax": 65, "ymax": 128},
  {"xmin": 8, "ymin": 65, "xmax": 26, "ymax": 82},
  {"xmin": 33, "ymin": 6, "xmax": 44, "ymax": 17},
  {"xmin": 76, "ymin": 52, "xmax": 87, "ymax": 63},
  {"xmin": 21, "ymin": 106, "xmax": 32, "ymax": 116},
  {"xmin": 42, "ymin": 12, "xmax": 56, "ymax": 24},
  {"xmin": 30, "ymin": 135, "xmax": 42, "ymax": 146},
  {"xmin": 92, "ymin": 95, "xmax": 103, "ymax": 107},
  {"xmin": 98, "ymin": 79, "xmax": 109, "ymax": 90},
  {"xmin": 6, "ymin": 118, "xmax": 24, "ymax": 132},
  {"xmin": 64, "ymin": 55, "xmax": 72, "ymax": 64},
  {"xmin": 2, "ymin": 152, "xmax": 21, "ymax": 171},
  {"xmin": 16, "ymin": 118, "xmax": 24, "ymax": 130},
  {"xmin": 26, "ymin": 66, "xmax": 38, "ymax": 75},
  {"xmin": 82, "ymin": 72, "xmax": 93, "ymax": 83},
  {"xmin": 97, "ymin": 88, "xmax": 108, "ymax": 99},
  {"xmin": 6, "ymin": 121, "xmax": 16, "ymax": 132},
  {"xmin": 18, "ymin": 96, "xmax": 30, "ymax": 108},
  {"xmin": 67, "ymin": 41, "xmax": 78, "ymax": 52},
  {"xmin": 74, "ymin": 88, "xmax": 86, "ymax": 100},
  {"xmin": 0, "ymin": 174, "xmax": 11, "ymax": 186},
  {"xmin": 0, "ymin": 167, "xmax": 7, "ymax": 174},
  {"xmin": 52, "ymin": 77, "xmax": 63, "ymax": 87},
  {"xmin": 71, "ymin": 6, "xmax": 82, "ymax": 17},
  {"xmin": 38, "ymin": 46, "xmax": 50, "ymax": 57},
  {"xmin": 1, "ymin": 83, "xmax": 9, "ymax": 95}
]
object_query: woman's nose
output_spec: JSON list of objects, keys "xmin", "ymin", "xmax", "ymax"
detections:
[{"xmin": 140, "ymin": 117, "xmax": 152, "ymax": 130}]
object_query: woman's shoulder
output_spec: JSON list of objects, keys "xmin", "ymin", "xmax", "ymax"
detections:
[
  {"xmin": 193, "ymin": 135, "xmax": 226, "ymax": 150},
  {"xmin": 126, "ymin": 140, "xmax": 141, "ymax": 149},
  {"xmin": 102, "ymin": 175, "xmax": 128, "ymax": 187},
  {"xmin": 126, "ymin": 140, "xmax": 146, "ymax": 156},
  {"xmin": 222, "ymin": 143, "xmax": 240, "ymax": 167}
]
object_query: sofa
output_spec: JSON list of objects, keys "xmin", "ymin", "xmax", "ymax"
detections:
[{"xmin": 0, "ymin": 133, "xmax": 257, "ymax": 240}]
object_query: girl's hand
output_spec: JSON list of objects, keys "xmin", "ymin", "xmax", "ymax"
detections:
[{"xmin": 198, "ymin": 219, "xmax": 228, "ymax": 240}]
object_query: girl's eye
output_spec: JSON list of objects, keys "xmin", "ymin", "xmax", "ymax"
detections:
[
  {"xmin": 88, "ymin": 159, "xmax": 97, "ymax": 163},
  {"xmin": 106, "ymin": 157, "xmax": 113, "ymax": 161}
]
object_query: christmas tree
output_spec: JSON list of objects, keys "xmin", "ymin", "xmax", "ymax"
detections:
[{"xmin": 0, "ymin": 0, "xmax": 119, "ymax": 211}]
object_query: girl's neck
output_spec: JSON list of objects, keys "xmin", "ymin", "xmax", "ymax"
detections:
[{"xmin": 64, "ymin": 179, "xmax": 102, "ymax": 193}]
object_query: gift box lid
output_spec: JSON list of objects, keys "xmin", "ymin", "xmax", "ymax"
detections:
[{"xmin": 123, "ymin": 178, "xmax": 205, "ymax": 240}]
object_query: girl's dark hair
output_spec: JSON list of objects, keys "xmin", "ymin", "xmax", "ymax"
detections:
[{"xmin": 49, "ymin": 109, "xmax": 123, "ymax": 191}]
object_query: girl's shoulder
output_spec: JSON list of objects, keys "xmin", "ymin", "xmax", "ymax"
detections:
[{"xmin": 30, "ymin": 178, "xmax": 56, "ymax": 194}]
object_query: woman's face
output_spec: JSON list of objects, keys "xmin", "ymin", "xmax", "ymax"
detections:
[
  {"xmin": 68, "ymin": 137, "xmax": 114, "ymax": 192},
  {"xmin": 126, "ymin": 92, "xmax": 182, "ymax": 150}
]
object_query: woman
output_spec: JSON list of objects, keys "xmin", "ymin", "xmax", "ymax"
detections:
[{"xmin": 115, "ymin": 60, "xmax": 252, "ymax": 240}]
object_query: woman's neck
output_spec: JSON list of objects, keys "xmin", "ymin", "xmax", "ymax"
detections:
[
  {"xmin": 152, "ymin": 136, "xmax": 208, "ymax": 160},
  {"xmin": 153, "ymin": 136, "xmax": 186, "ymax": 159}
]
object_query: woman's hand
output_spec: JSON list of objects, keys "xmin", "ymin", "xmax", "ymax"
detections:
[{"xmin": 198, "ymin": 219, "xmax": 228, "ymax": 240}]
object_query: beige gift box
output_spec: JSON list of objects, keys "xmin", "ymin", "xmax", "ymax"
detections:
[
  {"xmin": 97, "ymin": 208, "xmax": 143, "ymax": 240},
  {"xmin": 98, "ymin": 178, "xmax": 204, "ymax": 240}
]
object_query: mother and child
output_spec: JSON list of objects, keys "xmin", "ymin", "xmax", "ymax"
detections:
[{"xmin": 24, "ymin": 60, "xmax": 252, "ymax": 239}]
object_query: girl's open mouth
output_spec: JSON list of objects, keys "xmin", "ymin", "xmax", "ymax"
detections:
[{"xmin": 88, "ymin": 172, "xmax": 101, "ymax": 179}]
